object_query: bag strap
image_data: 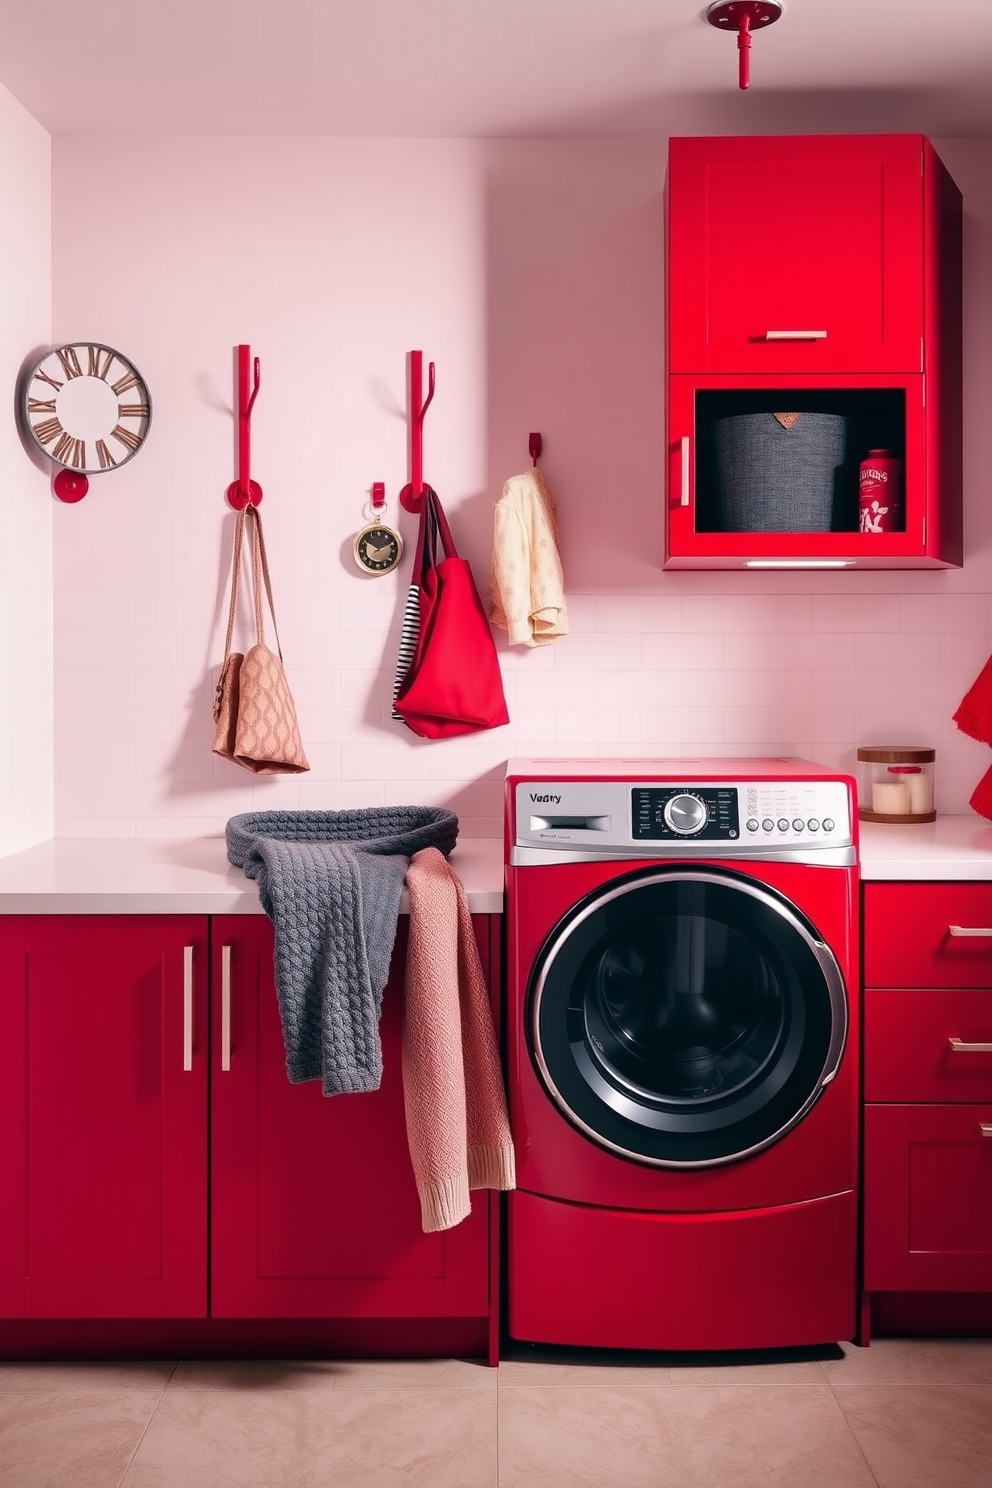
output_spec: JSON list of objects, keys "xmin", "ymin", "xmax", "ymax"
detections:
[
  {"xmin": 221, "ymin": 506, "xmax": 248, "ymax": 662},
  {"xmin": 425, "ymin": 487, "xmax": 459, "ymax": 560},
  {"xmin": 246, "ymin": 503, "xmax": 285, "ymax": 658}
]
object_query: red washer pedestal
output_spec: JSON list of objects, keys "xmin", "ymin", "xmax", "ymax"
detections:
[{"xmin": 508, "ymin": 1188, "xmax": 857, "ymax": 1352}]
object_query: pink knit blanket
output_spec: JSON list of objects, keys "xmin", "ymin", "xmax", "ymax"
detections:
[{"xmin": 402, "ymin": 847, "xmax": 516, "ymax": 1232}]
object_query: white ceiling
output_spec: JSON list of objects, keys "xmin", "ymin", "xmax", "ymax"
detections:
[{"xmin": 1, "ymin": 0, "xmax": 991, "ymax": 138}]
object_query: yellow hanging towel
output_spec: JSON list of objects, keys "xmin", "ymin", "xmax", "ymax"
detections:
[{"xmin": 489, "ymin": 467, "xmax": 568, "ymax": 647}]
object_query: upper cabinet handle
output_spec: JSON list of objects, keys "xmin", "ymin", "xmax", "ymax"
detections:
[
  {"xmin": 948, "ymin": 1037, "xmax": 992, "ymax": 1053},
  {"xmin": 183, "ymin": 946, "xmax": 194, "ymax": 1071},
  {"xmin": 763, "ymin": 330, "xmax": 828, "ymax": 340},
  {"xmin": 680, "ymin": 436, "xmax": 690, "ymax": 507},
  {"xmin": 948, "ymin": 925, "xmax": 992, "ymax": 937}
]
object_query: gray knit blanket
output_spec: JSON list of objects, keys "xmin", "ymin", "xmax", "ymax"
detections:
[{"xmin": 226, "ymin": 806, "xmax": 459, "ymax": 1094}]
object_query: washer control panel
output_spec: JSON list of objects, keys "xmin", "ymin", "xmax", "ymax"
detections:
[
  {"xmin": 633, "ymin": 787, "xmax": 739, "ymax": 841},
  {"xmin": 512, "ymin": 772, "xmax": 855, "ymax": 863}
]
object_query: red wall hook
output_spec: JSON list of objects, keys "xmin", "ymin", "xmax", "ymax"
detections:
[
  {"xmin": 529, "ymin": 432, "xmax": 543, "ymax": 466},
  {"xmin": 398, "ymin": 350, "xmax": 436, "ymax": 514},
  {"xmin": 706, "ymin": 1, "xmax": 783, "ymax": 91},
  {"xmin": 226, "ymin": 344, "xmax": 263, "ymax": 509}
]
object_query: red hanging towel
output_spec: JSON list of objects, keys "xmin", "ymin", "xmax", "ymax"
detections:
[
  {"xmin": 970, "ymin": 763, "xmax": 992, "ymax": 823},
  {"xmin": 953, "ymin": 654, "xmax": 992, "ymax": 746}
]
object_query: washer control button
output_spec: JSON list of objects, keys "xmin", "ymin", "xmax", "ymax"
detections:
[
  {"xmin": 792, "ymin": 819, "xmax": 804, "ymax": 832},
  {"xmin": 746, "ymin": 818, "xmax": 759, "ymax": 833},
  {"xmin": 777, "ymin": 818, "xmax": 790, "ymax": 832},
  {"xmin": 822, "ymin": 818, "xmax": 835, "ymax": 832},
  {"xmin": 762, "ymin": 818, "xmax": 775, "ymax": 832},
  {"xmin": 664, "ymin": 792, "xmax": 708, "ymax": 835},
  {"xmin": 807, "ymin": 818, "xmax": 820, "ymax": 832}
]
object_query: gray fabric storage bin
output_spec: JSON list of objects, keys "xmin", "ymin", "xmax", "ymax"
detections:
[{"xmin": 710, "ymin": 412, "xmax": 850, "ymax": 533}]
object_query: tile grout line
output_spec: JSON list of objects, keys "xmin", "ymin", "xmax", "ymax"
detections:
[
  {"xmin": 822, "ymin": 1371, "xmax": 884, "ymax": 1488},
  {"xmin": 116, "ymin": 1360, "xmax": 180, "ymax": 1488}
]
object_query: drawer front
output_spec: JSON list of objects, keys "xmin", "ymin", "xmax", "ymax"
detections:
[
  {"xmin": 863, "ymin": 1104, "xmax": 992, "ymax": 1293},
  {"xmin": 864, "ymin": 882, "xmax": 992, "ymax": 988},
  {"xmin": 864, "ymin": 989, "xmax": 992, "ymax": 1102}
]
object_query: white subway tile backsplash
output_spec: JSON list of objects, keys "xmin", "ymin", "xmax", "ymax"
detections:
[
  {"xmin": 641, "ymin": 632, "xmax": 724, "ymax": 671},
  {"xmin": 44, "ymin": 137, "xmax": 992, "ymax": 835},
  {"xmin": 813, "ymin": 594, "xmax": 901, "ymax": 632}
]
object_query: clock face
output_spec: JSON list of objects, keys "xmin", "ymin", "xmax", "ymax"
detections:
[
  {"xmin": 354, "ymin": 522, "xmax": 403, "ymax": 574},
  {"xmin": 22, "ymin": 343, "xmax": 151, "ymax": 474}
]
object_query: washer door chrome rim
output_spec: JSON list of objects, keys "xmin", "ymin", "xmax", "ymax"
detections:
[{"xmin": 528, "ymin": 866, "xmax": 848, "ymax": 1169}]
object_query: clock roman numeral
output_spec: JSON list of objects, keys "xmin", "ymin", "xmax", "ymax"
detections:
[
  {"xmin": 87, "ymin": 345, "xmax": 114, "ymax": 379},
  {"xmin": 95, "ymin": 439, "xmax": 117, "ymax": 469},
  {"xmin": 53, "ymin": 432, "xmax": 86, "ymax": 468},
  {"xmin": 56, "ymin": 346, "xmax": 83, "ymax": 379},
  {"xmin": 28, "ymin": 397, "xmax": 58, "ymax": 414},
  {"xmin": 111, "ymin": 370, "xmax": 140, "ymax": 396},
  {"xmin": 34, "ymin": 369, "xmax": 64, "ymax": 392},
  {"xmin": 110, "ymin": 423, "xmax": 142, "ymax": 452},
  {"xmin": 32, "ymin": 416, "xmax": 64, "ymax": 446},
  {"xmin": 118, "ymin": 402, "xmax": 149, "ymax": 420}
]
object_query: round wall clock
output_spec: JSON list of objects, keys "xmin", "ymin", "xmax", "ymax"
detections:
[
  {"xmin": 22, "ymin": 342, "xmax": 151, "ymax": 501},
  {"xmin": 354, "ymin": 521, "xmax": 403, "ymax": 574}
]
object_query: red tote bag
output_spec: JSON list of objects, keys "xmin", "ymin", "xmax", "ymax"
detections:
[{"xmin": 394, "ymin": 488, "xmax": 509, "ymax": 739}]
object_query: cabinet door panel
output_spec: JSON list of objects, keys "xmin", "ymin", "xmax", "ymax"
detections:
[
  {"xmin": 863, "ymin": 1104, "xmax": 992, "ymax": 1292},
  {"xmin": 0, "ymin": 916, "xmax": 208, "ymax": 1319},
  {"xmin": 864, "ymin": 882, "xmax": 992, "ymax": 987},
  {"xmin": 668, "ymin": 135, "xmax": 923, "ymax": 375},
  {"xmin": 865, "ymin": 989, "xmax": 992, "ymax": 1103},
  {"xmin": 211, "ymin": 916, "xmax": 491, "ymax": 1319},
  {"xmin": 665, "ymin": 372, "xmax": 928, "ymax": 568}
]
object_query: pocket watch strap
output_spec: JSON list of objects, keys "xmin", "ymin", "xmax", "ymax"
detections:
[{"xmin": 221, "ymin": 506, "xmax": 248, "ymax": 662}]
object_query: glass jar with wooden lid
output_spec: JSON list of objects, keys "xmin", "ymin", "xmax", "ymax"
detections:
[{"xmin": 856, "ymin": 746, "xmax": 936, "ymax": 823}]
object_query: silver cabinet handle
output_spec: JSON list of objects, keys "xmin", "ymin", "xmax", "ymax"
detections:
[
  {"xmin": 680, "ymin": 436, "xmax": 690, "ymax": 508},
  {"xmin": 764, "ymin": 329, "xmax": 828, "ymax": 340},
  {"xmin": 981, "ymin": 1124, "xmax": 992, "ymax": 1138},
  {"xmin": 183, "ymin": 945, "xmax": 194, "ymax": 1071},
  {"xmin": 221, "ymin": 945, "xmax": 232, "ymax": 1071},
  {"xmin": 948, "ymin": 926, "xmax": 992, "ymax": 937},
  {"xmin": 949, "ymin": 1038, "xmax": 992, "ymax": 1053}
]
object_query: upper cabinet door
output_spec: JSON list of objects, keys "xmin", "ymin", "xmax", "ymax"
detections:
[{"xmin": 667, "ymin": 135, "xmax": 925, "ymax": 375}]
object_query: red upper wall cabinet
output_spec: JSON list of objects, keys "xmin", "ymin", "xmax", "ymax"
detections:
[
  {"xmin": 668, "ymin": 135, "xmax": 925, "ymax": 376},
  {"xmin": 665, "ymin": 135, "xmax": 962, "ymax": 570}
]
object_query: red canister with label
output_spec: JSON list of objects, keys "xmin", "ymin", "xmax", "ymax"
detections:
[{"xmin": 859, "ymin": 449, "xmax": 903, "ymax": 533}]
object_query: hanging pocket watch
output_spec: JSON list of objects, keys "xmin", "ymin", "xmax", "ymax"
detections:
[{"xmin": 354, "ymin": 485, "xmax": 403, "ymax": 575}]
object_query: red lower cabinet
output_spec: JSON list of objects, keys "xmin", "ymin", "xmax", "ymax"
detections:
[
  {"xmin": 861, "ymin": 884, "xmax": 992, "ymax": 1336},
  {"xmin": 0, "ymin": 913, "xmax": 496, "ymax": 1353},
  {"xmin": 864, "ymin": 1104, "xmax": 992, "ymax": 1292},
  {"xmin": 0, "ymin": 916, "xmax": 209, "ymax": 1319},
  {"xmin": 210, "ymin": 916, "xmax": 489, "ymax": 1320}
]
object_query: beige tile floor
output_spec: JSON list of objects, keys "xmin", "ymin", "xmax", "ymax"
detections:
[{"xmin": 1, "ymin": 1338, "xmax": 990, "ymax": 1487}]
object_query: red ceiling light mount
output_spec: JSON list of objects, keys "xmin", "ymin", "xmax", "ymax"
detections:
[{"xmin": 706, "ymin": 1, "xmax": 783, "ymax": 91}]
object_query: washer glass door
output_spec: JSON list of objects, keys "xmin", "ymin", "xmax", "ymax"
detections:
[{"xmin": 529, "ymin": 866, "xmax": 847, "ymax": 1167}]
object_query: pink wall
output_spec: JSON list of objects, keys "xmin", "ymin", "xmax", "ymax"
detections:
[
  {"xmin": 0, "ymin": 83, "xmax": 52, "ymax": 854},
  {"xmin": 48, "ymin": 135, "xmax": 992, "ymax": 838}
]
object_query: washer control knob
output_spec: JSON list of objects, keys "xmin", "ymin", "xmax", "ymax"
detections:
[{"xmin": 664, "ymin": 793, "xmax": 708, "ymax": 835}]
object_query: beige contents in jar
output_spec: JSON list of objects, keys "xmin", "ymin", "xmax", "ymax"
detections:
[{"xmin": 872, "ymin": 764, "xmax": 933, "ymax": 816}]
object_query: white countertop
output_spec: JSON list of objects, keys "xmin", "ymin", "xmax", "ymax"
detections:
[
  {"xmin": 0, "ymin": 817, "xmax": 991, "ymax": 914},
  {"xmin": 0, "ymin": 836, "xmax": 506, "ymax": 915},
  {"xmin": 857, "ymin": 816, "xmax": 992, "ymax": 880}
]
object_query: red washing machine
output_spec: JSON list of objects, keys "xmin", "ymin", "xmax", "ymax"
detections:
[{"xmin": 505, "ymin": 757, "xmax": 860, "ymax": 1352}]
